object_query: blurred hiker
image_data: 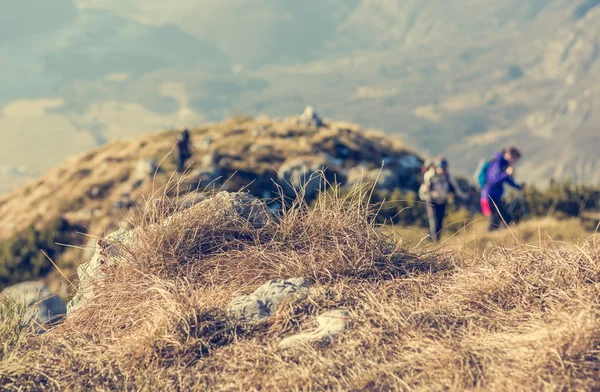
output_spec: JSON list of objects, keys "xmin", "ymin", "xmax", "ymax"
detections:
[
  {"xmin": 480, "ymin": 147, "xmax": 525, "ymax": 231},
  {"xmin": 419, "ymin": 157, "xmax": 468, "ymax": 242},
  {"xmin": 420, "ymin": 159, "xmax": 433, "ymax": 176},
  {"xmin": 176, "ymin": 129, "xmax": 191, "ymax": 173}
]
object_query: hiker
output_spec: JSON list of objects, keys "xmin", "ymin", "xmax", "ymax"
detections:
[
  {"xmin": 176, "ymin": 129, "xmax": 192, "ymax": 173},
  {"xmin": 419, "ymin": 158, "xmax": 468, "ymax": 242},
  {"xmin": 480, "ymin": 147, "xmax": 525, "ymax": 231},
  {"xmin": 420, "ymin": 159, "xmax": 433, "ymax": 176}
]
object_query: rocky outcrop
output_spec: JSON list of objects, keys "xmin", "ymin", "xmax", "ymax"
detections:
[
  {"xmin": 227, "ymin": 278, "xmax": 308, "ymax": 323},
  {"xmin": 347, "ymin": 166, "xmax": 398, "ymax": 191},
  {"xmin": 69, "ymin": 192, "xmax": 271, "ymax": 314},
  {"xmin": 278, "ymin": 155, "xmax": 344, "ymax": 200},
  {"xmin": 1, "ymin": 281, "xmax": 66, "ymax": 332},
  {"xmin": 68, "ymin": 228, "xmax": 136, "ymax": 314},
  {"xmin": 190, "ymin": 192, "xmax": 272, "ymax": 229},
  {"xmin": 190, "ymin": 167, "xmax": 222, "ymax": 187},
  {"xmin": 279, "ymin": 309, "xmax": 351, "ymax": 349},
  {"xmin": 133, "ymin": 158, "xmax": 159, "ymax": 181},
  {"xmin": 298, "ymin": 106, "xmax": 324, "ymax": 127}
]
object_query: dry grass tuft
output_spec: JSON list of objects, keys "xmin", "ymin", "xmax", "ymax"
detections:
[{"xmin": 1, "ymin": 183, "xmax": 600, "ymax": 391}]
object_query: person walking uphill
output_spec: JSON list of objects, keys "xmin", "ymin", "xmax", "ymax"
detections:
[
  {"xmin": 480, "ymin": 147, "xmax": 524, "ymax": 231},
  {"xmin": 176, "ymin": 129, "xmax": 192, "ymax": 173},
  {"xmin": 419, "ymin": 158, "xmax": 468, "ymax": 242}
]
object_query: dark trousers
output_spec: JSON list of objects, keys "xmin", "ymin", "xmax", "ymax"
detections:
[
  {"xmin": 177, "ymin": 151, "xmax": 189, "ymax": 173},
  {"xmin": 488, "ymin": 197, "xmax": 512, "ymax": 232},
  {"xmin": 427, "ymin": 202, "xmax": 447, "ymax": 242}
]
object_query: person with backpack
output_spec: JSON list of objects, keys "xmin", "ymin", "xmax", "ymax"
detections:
[
  {"xmin": 480, "ymin": 147, "xmax": 525, "ymax": 231},
  {"xmin": 176, "ymin": 129, "xmax": 192, "ymax": 173},
  {"xmin": 421, "ymin": 159, "xmax": 433, "ymax": 176},
  {"xmin": 419, "ymin": 157, "xmax": 468, "ymax": 242}
]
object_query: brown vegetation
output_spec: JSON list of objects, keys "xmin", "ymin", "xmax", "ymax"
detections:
[
  {"xmin": 0, "ymin": 116, "xmax": 421, "ymax": 291},
  {"xmin": 1, "ymin": 184, "xmax": 599, "ymax": 391}
]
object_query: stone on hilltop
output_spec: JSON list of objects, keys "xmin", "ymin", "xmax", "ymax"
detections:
[
  {"xmin": 67, "ymin": 228, "xmax": 135, "ymax": 314},
  {"xmin": 69, "ymin": 192, "xmax": 271, "ymax": 314},
  {"xmin": 347, "ymin": 166, "xmax": 398, "ymax": 191},
  {"xmin": 279, "ymin": 309, "xmax": 351, "ymax": 349},
  {"xmin": 278, "ymin": 155, "xmax": 344, "ymax": 200},
  {"xmin": 1, "ymin": 281, "xmax": 66, "ymax": 332},
  {"xmin": 227, "ymin": 278, "xmax": 309, "ymax": 323},
  {"xmin": 299, "ymin": 106, "xmax": 324, "ymax": 127}
]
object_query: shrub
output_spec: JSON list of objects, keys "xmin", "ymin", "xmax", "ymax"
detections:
[{"xmin": 0, "ymin": 218, "xmax": 81, "ymax": 290}]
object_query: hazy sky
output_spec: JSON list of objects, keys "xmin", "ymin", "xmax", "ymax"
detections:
[{"xmin": 1, "ymin": 0, "xmax": 598, "ymax": 191}]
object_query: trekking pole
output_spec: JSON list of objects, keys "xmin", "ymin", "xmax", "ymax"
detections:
[
  {"xmin": 507, "ymin": 191, "xmax": 530, "ymax": 219},
  {"xmin": 520, "ymin": 192, "xmax": 531, "ymax": 219},
  {"xmin": 507, "ymin": 197, "xmax": 519, "ymax": 215}
]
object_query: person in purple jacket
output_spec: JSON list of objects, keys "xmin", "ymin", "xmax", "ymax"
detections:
[{"xmin": 480, "ymin": 147, "xmax": 525, "ymax": 231}]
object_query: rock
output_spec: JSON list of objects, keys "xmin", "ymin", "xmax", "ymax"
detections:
[
  {"xmin": 199, "ymin": 137, "xmax": 213, "ymax": 149},
  {"xmin": 190, "ymin": 191, "xmax": 272, "ymax": 229},
  {"xmin": 227, "ymin": 278, "xmax": 308, "ymax": 323},
  {"xmin": 68, "ymin": 228, "xmax": 136, "ymax": 314},
  {"xmin": 133, "ymin": 158, "xmax": 159, "ymax": 182},
  {"xmin": 128, "ymin": 158, "xmax": 158, "ymax": 189},
  {"xmin": 159, "ymin": 192, "xmax": 270, "ymax": 228},
  {"xmin": 69, "ymin": 192, "xmax": 271, "ymax": 313},
  {"xmin": 347, "ymin": 166, "xmax": 398, "ymax": 191},
  {"xmin": 112, "ymin": 196, "xmax": 134, "ymax": 210},
  {"xmin": 90, "ymin": 186, "xmax": 101, "ymax": 198},
  {"xmin": 152, "ymin": 192, "xmax": 208, "ymax": 214},
  {"xmin": 82, "ymin": 237, "xmax": 98, "ymax": 261},
  {"xmin": 177, "ymin": 192, "xmax": 209, "ymax": 210},
  {"xmin": 278, "ymin": 155, "xmax": 343, "ymax": 200},
  {"xmin": 279, "ymin": 309, "xmax": 351, "ymax": 349},
  {"xmin": 396, "ymin": 154, "xmax": 422, "ymax": 169},
  {"xmin": 299, "ymin": 106, "xmax": 324, "ymax": 127},
  {"xmin": 201, "ymin": 153, "xmax": 217, "ymax": 168},
  {"xmin": 190, "ymin": 166, "xmax": 222, "ymax": 186},
  {"xmin": 249, "ymin": 143, "xmax": 271, "ymax": 154},
  {"xmin": 1, "ymin": 281, "xmax": 66, "ymax": 332}
]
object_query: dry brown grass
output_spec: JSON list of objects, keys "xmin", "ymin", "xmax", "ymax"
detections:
[
  {"xmin": 393, "ymin": 216, "xmax": 594, "ymax": 253},
  {"xmin": 1, "ymin": 184, "xmax": 600, "ymax": 391}
]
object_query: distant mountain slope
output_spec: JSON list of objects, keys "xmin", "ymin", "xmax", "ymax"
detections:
[{"xmin": 1, "ymin": 0, "xmax": 599, "ymax": 193}]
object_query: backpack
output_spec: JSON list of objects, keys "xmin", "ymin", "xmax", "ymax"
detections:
[
  {"xmin": 474, "ymin": 159, "xmax": 492, "ymax": 189},
  {"xmin": 419, "ymin": 169, "xmax": 450, "ymax": 202}
]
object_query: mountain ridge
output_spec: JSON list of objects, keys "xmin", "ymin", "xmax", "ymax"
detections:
[{"xmin": 1, "ymin": 0, "xmax": 599, "ymax": 193}]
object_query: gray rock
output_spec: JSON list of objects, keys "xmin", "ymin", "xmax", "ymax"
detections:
[
  {"xmin": 190, "ymin": 166, "xmax": 222, "ymax": 186},
  {"xmin": 278, "ymin": 155, "xmax": 339, "ymax": 200},
  {"xmin": 177, "ymin": 192, "xmax": 209, "ymax": 210},
  {"xmin": 192, "ymin": 191, "xmax": 272, "ymax": 229},
  {"xmin": 90, "ymin": 185, "xmax": 101, "ymax": 198},
  {"xmin": 199, "ymin": 137, "xmax": 213, "ymax": 149},
  {"xmin": 279, "ymin": 309, "xmax": 351, "ymax": 349},
  {"xmin": 397, "ymin": 154, "xmax": 422, "ymax": 169},
  {"xmin": 227, "ymin": 278, "xmax": 308, "ymax": 323},
  {"xmin": 112, "ymin": 196, "xmax": 134, "ymax": 210},
  {"xmin": 70, "ymin": 192, "xmax": 271, "ymax": 314},
  {"xmin": 82, "ymin": 237, "xmax": 98, "ymax": 261},
  {"xmin": 347, "ymin": 166, "xmax": 398, "ymax": 191},
  {"xmin": 68, "ymin": 228, "xmax": 135, "ymax": 314},
  {"xmin": 200, "ymin": 153, "xmax": 216, "ymax": 168},
  {"xmin": 1, "ymin": 281, "xmax": 66, "ymax": 332},
  {"xmin": 299, "ymin": 106, "xmax": 324, "ymax": 127},
  {"xmin": 133, "ymin": 158, "xmax": 159, "ymax": 180}
]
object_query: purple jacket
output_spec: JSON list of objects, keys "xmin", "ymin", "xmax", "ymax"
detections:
[{"xmin": 481, "ymin": 152, "xmax": 521, "ymax": 200}]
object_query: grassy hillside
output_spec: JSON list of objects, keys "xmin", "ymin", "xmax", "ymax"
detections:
[
  {"xmin": 1, "ymin": 186, "xmax": 599, "ymax": 390},
  {"xmin": 0, "ymin": 116, "xmax": 421, "ymax": 290},
  {"xmin": 0, "ymin": 114, "xmax": 599, "ymax": 293}
]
